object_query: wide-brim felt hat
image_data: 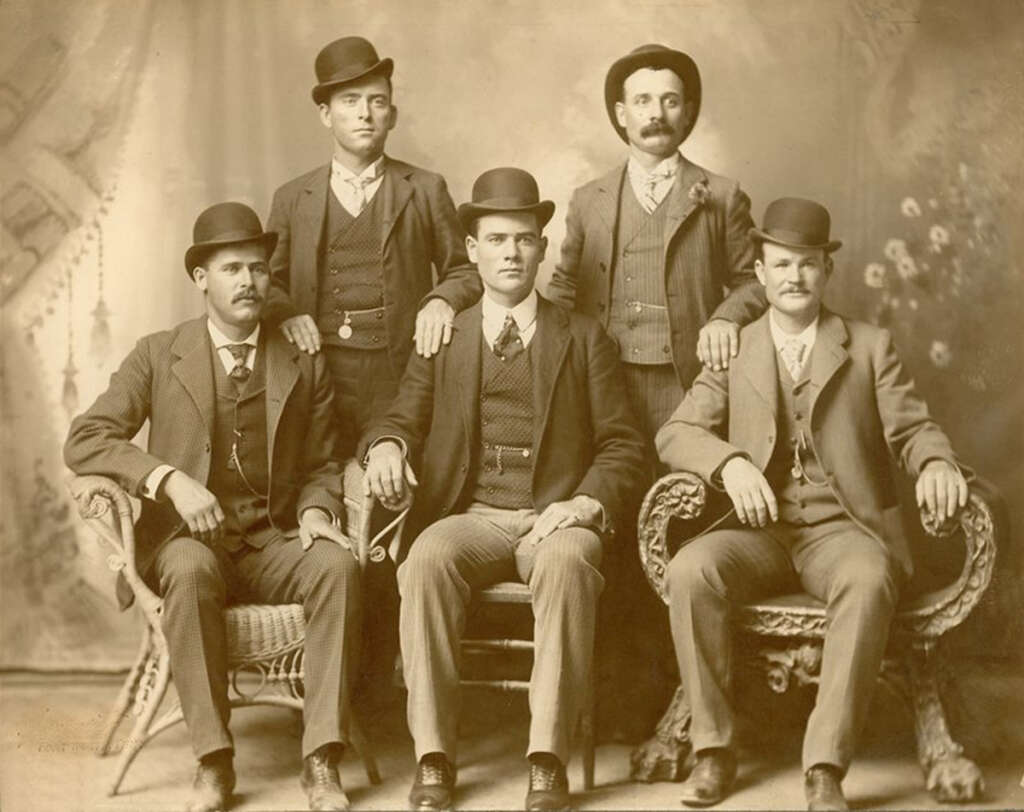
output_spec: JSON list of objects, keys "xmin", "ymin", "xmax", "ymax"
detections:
[
  {"xmin": 312, "ymin": 36, "xmax": 394, "ymax": 105},
  {"xmin": 749, "ymin": 197, "xmax": 843, "ymax": 253},
  {"xmin": 605, "ymin": 44, "xmax": 701, "ymax": 144},
  {"xmin": 184, "ymin": 202, "xmax": 278, "ymax": 276},
  {"xmin": 457, "ymin": 167, "xmax": 555, "ymax": 234}
]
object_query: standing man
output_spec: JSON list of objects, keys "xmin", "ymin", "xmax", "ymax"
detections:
[
  {"xmin": 65, "ymin": 203, "xmax": 360, "ymax": 812},
  {"xmin": 656, "ymin": 198, "xmax": 969, "ymax": 810},
  {"xmin": 264, "ymin": 35, "xmax": 481, "ymax": 442},
  {"xmin": 361, "ymin": 169, "xmax": 645, "ymax": 811},
  {"xmin": 548, "ymin": 43, "xmax": 765, "ymax": 440}
]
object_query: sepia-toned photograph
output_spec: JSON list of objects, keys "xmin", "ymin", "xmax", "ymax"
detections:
[{"xmin": 1, "ymin": 0, "xmax": 1022, "ymax": 809}]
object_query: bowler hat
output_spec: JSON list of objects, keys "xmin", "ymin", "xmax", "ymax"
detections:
[
  {"xmin": 184, "ymin": 202, "xmax": 278, "ymax": 276},
  {"xmin": 749, "ymin": 198, "xmax": 843, "ymax": 253},
  {"xmin": 605, "ymin": 44, "xmax": 702, "ymax": 144},
  {"xmin": 312, "ymin": 36, "xmax": 394, "ymax": 105},
  {"xmin": 457, "ymin": 168, "xmax": 555, "ymax": 234}
]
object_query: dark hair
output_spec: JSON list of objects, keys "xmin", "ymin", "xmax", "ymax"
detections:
[{"xmin": 618, "ymin": 61, "xmax": 686, "ymax": 103}]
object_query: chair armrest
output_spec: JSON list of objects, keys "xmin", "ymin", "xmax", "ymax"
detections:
[
  {"xmin": 66, "ymin": 474, "xmax": 163, "ymax": 618},
  {"xmin": 342, "ymin": 459, "xmax": 409, "ymax": 569},
  {"xmin": 637, "ymin": 471, "xmax": 708, "ymax": 605}
]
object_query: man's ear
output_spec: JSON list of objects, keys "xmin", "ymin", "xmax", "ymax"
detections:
[
  {"xmin": 192, "ymin": 266, "xmax": 208, "ymax": 292},
  {"xmin": 387, "ymin": 105, "xmax": 398, "ymax": 132},
  {"xmin": 538, "ymin": 235, "xmax": 548, "ymax": 262},
  {"xmin": 754, "ymin": 258, "xmax": 766, "ymax": 286},
  {"xmin": 614, "ymin": 101, "xmax": 627, "ymax": 129},
  {"xmin": 318, "ymin": 102, "xmax": 331, "ymax": 130},
  {"xmin": 465, "ymin": 234, "xmax": 478, "ymax": 264},
  {"xmin": 825, "ymin": 255, "xmax": 835, "ymax": 276}
]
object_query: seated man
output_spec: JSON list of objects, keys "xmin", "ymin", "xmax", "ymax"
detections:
[
  {"xmin": 64, "ymin": 203, "xmax": 359, "ymax": 812},
  {"xmin": 361, "ymin": 168, "xmax": 645, "ymax": 811},
  {"xmin": 655, "ymin": 198, "xmax": 969, "ymax": 811}
]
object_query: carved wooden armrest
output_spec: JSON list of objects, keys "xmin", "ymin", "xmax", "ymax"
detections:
[
  {"xmin": 637, "ymin": 471, "xmax": 707, "ymax": 605},
  {"xmin": 341, "ymin": 459, "xmax": 409, "ymax": 569},
  {"xmin": 66, "ymin": 474, "xmax": 163, "ymax": 618}
]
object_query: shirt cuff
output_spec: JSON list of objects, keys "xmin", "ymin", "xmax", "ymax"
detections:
[
  {"xmin": 710, "ymin": 452, "xmax": 750, "ymax": 490},
  {"xmin": 141, "ymin": 464, "xmax": 176, "ymax": 500},
  {"xmin": 299, "ymin": 506, "xmax": 337, "ymax": 526}
]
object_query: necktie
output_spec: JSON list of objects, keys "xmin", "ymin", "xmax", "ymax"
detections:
[
  {"xmin": 493, "ymin": 314, "xmax": 524, "ymax": 361},
  {"xmin": 641, "ymin": 165, "xmax": 677, "ymax": 213},
  {"xmin": 225, "ymin": 344, "xmax": 251, "ymax": 383},
  {"xmin": 780, "ymin": 338, "xmax": 806, "ymax": 381},
  {"xmin": 346, "ymin": 175, "xmax": 376, "ymax": 214}
]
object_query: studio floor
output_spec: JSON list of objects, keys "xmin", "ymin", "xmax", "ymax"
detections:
[{"xmin": 1, "ymin": 668, "xmax": 1022, "ymax": 812}]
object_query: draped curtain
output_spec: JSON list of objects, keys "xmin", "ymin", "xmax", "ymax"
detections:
[{"xmin": 1, "ymin": 0, "xmax": 1020, "ymax": 670}]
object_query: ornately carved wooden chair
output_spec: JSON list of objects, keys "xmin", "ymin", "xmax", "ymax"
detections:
[
  {"xmin": 629, "ymin": 471, "xmax": 1002, "ymax": 803},
  {"xmin": 68, "ymin": 460, "xmax": 407, "ymax": 797}
]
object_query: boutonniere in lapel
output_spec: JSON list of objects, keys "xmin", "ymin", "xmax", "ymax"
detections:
[{"xmin": 688, "ymin": 179, "xmax": 711, "ymax": 207}]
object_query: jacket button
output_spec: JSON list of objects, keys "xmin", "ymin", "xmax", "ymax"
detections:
[
  {"xmin": 599, "ymin": 263, "xmax": 606, "ymax": 273},
  {"xmin": 459, "ymin": 464, "xmax": 467, "ymax": 472},
  {"xmin": 662, "ymin": 345, "xmax": 670, "ymax": 354},
  {"xmin": 376, "ymin": 311, "xmax": 383, "ymax": 319},
  {"xmin": 371, "ymin": 336, "xmax": 380, "ymax": 343}
]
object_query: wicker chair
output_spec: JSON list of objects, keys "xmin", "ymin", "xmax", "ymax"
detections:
[
  {"xmin": 68, "ymin": 460, "xmax": 406, "ymax": 797},
  {"xmin": 628, "ymin": 471, "xmax": 1002, "ymax": 804},
  {"xmin": 461, "ymin": 581, "xmax": 597, "ymax": 790}
]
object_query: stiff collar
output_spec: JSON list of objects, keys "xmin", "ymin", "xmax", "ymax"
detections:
[
  {"xmin": 206, "ymin": 319, "xmax": 260, "ymax": 349},
  {"xmin": 331, "ymin": 153, "xmax": 385, "ymax": 184},
  {"xmin": 627, "ymin": 150, "xmax": 681, "ymax": 185},
  {"xmin": 481, "ymin": 289, "xmax": 539, "ymax": 347},
  {"xmin": 768, "ymin": 310, "xmax": 818, "ymax": 354}
]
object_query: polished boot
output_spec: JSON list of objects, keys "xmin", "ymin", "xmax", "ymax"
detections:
[
  {"xmin": 804, "ymin": 764, "xmax": 848, "ymax": 811},
  {"xmin": 186, "ymin": 749, "xmax": 235, "ymax": 812},
  {"xmin": 679, "ymin": 748, "xmax": 737, "ymax": 808},
  {"xmin": 525, "ymin": 752, "xmax": 570, "ymax": 811},
  {"xmin": 409, "ymin": 752, "xmax": 456, "ymax": 811},
  {"xmin": 301, "ymin": 743, "xmax": 350, "ymax": 811}
]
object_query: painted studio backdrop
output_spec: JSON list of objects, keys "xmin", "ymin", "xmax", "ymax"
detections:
[{"xmin": 1, "ymin": 0, "xmax": 1021, "ymax": 675}]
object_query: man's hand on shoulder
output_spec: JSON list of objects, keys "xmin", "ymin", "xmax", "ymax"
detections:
[
  {"xmin": 298, "ymin": 508, "xmax": 354, "ymax": 555},
  {"xmin": 363, "ymin": 441, "xmax": 418, "ymax": 511},
  {"xmin": 280, "ymin": 314, "xmax": 321, "ymax": 354},
  {"xmin": 415, "ymin": 298, "xmax": 455, "ymax": 358},
  {"xmin": 697, "ymin": 319, "xmax": 740, "ymax": 371},
  {"xmin": 916, "ymin": 460, "xmax": 968, "ymax": 522},
  {"xmin": 163, "ymin": 471, "xmax": 225, "ymax": 542},
  {"xmin": 720, "ymin": 456, "xmax": 778, "ymax": 527}
]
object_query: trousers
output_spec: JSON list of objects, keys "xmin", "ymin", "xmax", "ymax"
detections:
[
  {"xmin": 665, "ymin": 517, "xmax": 901, "ymax": 772},
  {"xmin": 149, "ymin": 534, "xmax": 361, "ymax": 760},
  {"xmin": 398, "ymin": 502, "xmax": 605, "ymax": 764}
]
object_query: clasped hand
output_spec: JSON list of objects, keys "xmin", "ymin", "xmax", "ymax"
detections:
[{"xmin": 363, "ymin": 441, "xmax": 418, "ymax": 511}]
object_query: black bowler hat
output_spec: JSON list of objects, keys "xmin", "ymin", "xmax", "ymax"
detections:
[
  {"xmin": 457, "ymin": 168, "xmax": 555, "ymax": 234},
  {"xmin": 750, "ymin": 198, "xmax": 843, "ymax": 253},
  {"xmin": 311, "ymin": 36, "xmax": 394, "ymax": 105},
  {"xmin": 184, "ymin": 202, "xmax": 278, "ymax": 277},
  {"xmin": 605, "ymin": 44, "xmax": 702, "ymax": 144}
]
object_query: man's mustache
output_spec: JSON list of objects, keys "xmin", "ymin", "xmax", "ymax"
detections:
[
  {"xmin": 233, "ymin": 291, "xmax": 263, "ymax": 303},
  {"xmin": 640, "ymin": 120, "xmax": 676, "ymax": 137}
]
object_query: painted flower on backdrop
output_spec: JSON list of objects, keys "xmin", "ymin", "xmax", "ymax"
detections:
[
  {"xmin": 896, "ymin": 255, "xmax": 920, "ymax": 280},
  {"xmin": 929, "ymin": 340, "xmax": 952, "ymax": 369},
  {"xmin": 884, "ymin": 238, "xmax": 909, "ymax": 261},
  {"xmin": 688, "ymin": 180, "xmax": 711, "ymax": 207},
  {"xmin": 864, "ymin": 263, "xmax": 886, "ymax": 288},
  {"xmin": 929, "ymin": 224, "xmax": 951, "ymax": 250},
  {"xmin": 901, "ymin": 197, "xmax": 922, "ymax": 217}
]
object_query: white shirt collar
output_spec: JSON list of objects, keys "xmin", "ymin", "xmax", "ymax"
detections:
[
  {"xmin": 768, "ymin": 310, "xmax": 818, "ymax": 353},
  {"xmin": 627, "ymin": 151, "xmax": 681, "ymax": 185},
  {"xmin": 207, "ymin": 319, "xmax": 259, "ymax": 349},
  {"xmin": 481, "ymin": 289, "xmax": 539, "ymax": 349},
  {"xmin": 331, "ymin": 154, "xmax": 385, "ymax": 183}
]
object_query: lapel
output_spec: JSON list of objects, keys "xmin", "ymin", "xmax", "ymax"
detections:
[
  {"xmin": 662, "ymin": 157, "xmax": 708, "ymax": 258},
  {"xmin": 451, "ymin": 301, "xmax": 484, "ymax": 445},
  {"xmin": 379, "ymin": 156, "xmax": 415, "ymax": 249},
  {"xmin": 807, "ymin": 309, "xmax": 850, "ymax": 417},
  {"xmin": 530, "ymin": 297, "xmax": 572, "ymax": 454},
  {"xmin": 734, "ymin": 313, "xmax": 779, "ymax": 421},
  {"xmin": 262, "ymin": 328, "xmax": 301, "ymax": 472},
  {"xmin": 297, "ymin": 165, "xmax": 330, "ymax": 271},
  {"xmin": 170, "ymin": 318, "xmax": 216, "ymax": 440}
]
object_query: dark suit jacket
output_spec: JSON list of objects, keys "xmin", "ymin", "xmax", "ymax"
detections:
[
  {"xmin": 358, "ymin": 296, "xmax": 646, "ymax": 555},
  {"xmin": 655, "ymin": 309, "xmax": 964, "ymax": 578},
  {"xmin": 547, "ymin": 157, "xmax": 766, "ymax": 390},
  {"xmin": 264, "ymin": 155, "xmax": 482, "ymax": 375},
  {"xmin": 64, "ymin": 317, "xmax": 344, "ymax": 586}
]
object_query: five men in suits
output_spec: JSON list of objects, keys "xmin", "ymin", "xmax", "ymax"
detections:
[
  {"xmin": 655, "ymin": 198, "xmax": 968, "ymax": 810},
  {"xmin": 361, "ymin": 168, "xmax": 646, "ymax": 811},
  {"xmin": 65, "ymin": 203, "xmax": 359, "ymax": 812}
]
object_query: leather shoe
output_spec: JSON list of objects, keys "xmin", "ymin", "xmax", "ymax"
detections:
[
  {"xmin": 679, "ymin": 748, "xmax": 736, "ymax": 808},
  {"xmin": 186, "ymin": 750, "xmax": 235, "ymax": 812},
  {"xmin": 301, "ymin": 743, "xmax": 350, "ymax": 811},
  {"xmin": 409, "ymin": 752, "xmax": 456, "ymax": 811},
  {"xmin": 804, "ymin": 764, "xmax": 848, "ymax": 811},
  {"xmin": 525, "ymin": 752, "xmax": 570, "ymax": 810}
]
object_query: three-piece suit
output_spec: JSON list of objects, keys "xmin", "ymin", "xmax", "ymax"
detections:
[
  {"xmin": 655, "ymin": 309, "xmax": 962, "ymax": 771},
  {"xmin": 64, "ymin": 317, "xmax": 360, "ymax": 761}
]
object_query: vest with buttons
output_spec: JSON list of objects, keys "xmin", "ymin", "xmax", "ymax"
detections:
[
  {"xmin": 763, "ymin": 345, "xmax": 845, "ymax": 526},
  {"xmin": 607, "ymin": 180, "xmax": 673, "ymax": 365},
  {"xmin": 471, "ymin": 337, "xmax": 535, "ymax": 509},
  {"xmin": 316, "ymin": 183, "xmax": 387, "ymax": 349},
  {"xmin": 205, "ymin": 339, "xmax": 279, "ymax": 551}
]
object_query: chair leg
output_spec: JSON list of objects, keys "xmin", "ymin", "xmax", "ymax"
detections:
[
  {"xmin": 629, "ymin": 684, "xmax": 693, "ymax": 782},
  {"xmin": 581, "ymin": 674, "xmax": 596, "ymax": 790},
  {"xmin": 906, "ymin": 641, "xmax": 985, "ymax": 803},
  {"xmin": 107, "ymin": 646, "xmax": 172, "ymax": 796},
  {"xmin": 97, "ymin": 625, "xmax": 153, "ymax": 756},
  {"xmin": 349, "ymin": 716, "xmax": 382, "ymax": 786}
]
